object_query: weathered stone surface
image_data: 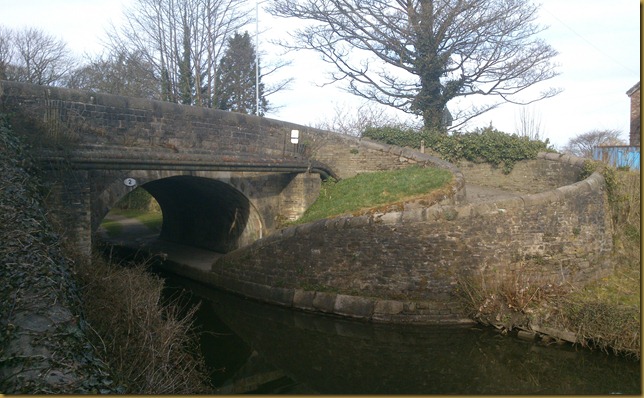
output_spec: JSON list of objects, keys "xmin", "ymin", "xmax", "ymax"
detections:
[
  {"xmin": 531, "ymin": 324, "xmax": 578, "ymax": 343},
  {"xmin": 374, "ymin": 300, "xmax": 404, "ymax": 315},
  {"xmin": 312, "ymin": 292, "xmax": 337, "ymax": 313},
  {"xmin": 0, "ymin": 80, "xmax": 464, "ymax": 256},
  {"xmin": 212, "ymin": 155, "xmax": 612, "ymax": 324},
  {"xmin": 0, "ymin": 122, "xmax": 119, "ymax": 393},
  {"xmin": 293, "ymin": 289, "xmax": 316, "ymax": 310},
  {"xmin": 0, "ymin": 81, "xmax": 612, "ymax": 326},
  {"xmin": 333, "ymin": 295, "xmax": 374, "ymax": 319}
]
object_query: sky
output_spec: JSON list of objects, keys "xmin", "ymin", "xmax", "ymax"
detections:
[{"xmin": 0, "ymin": 0, "xmax": 640, "ymax": 149}]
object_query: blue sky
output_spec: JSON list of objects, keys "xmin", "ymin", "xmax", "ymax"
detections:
[{"xmin": 1, "ymin": 0, "xmax": 640, "ymax": 148}]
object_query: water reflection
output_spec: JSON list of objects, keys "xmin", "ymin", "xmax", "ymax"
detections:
[{"xmin": 167, "ymin": 276, "xmax": 641, "ymax": 395}]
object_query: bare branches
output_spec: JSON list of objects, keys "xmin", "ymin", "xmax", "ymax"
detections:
[
  {"xmin": 312, "ymin": 100, "xmax": 420, "ymax": 136},
  {"xmin": 562, "ymin": 129, "xmax": 626, "ymax": 158},
  {"xmin": 268, "ymin": 0, "xmax": 561, "ymax": 131},
  {"xmin": 514, "ymin": 106, "xmax": 544, "ymax": 141},
  {"xmin": 104, "ymin": 0, "xmax": 252, "ymax": 106},
  {"xmin": 0, "ymin": 27, "xmax": 74, "ymax": 86}
]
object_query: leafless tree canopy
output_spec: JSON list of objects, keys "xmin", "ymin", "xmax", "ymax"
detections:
[
  {"xmin": 562, "ymin": 129, "xmax": 626, "ymax": 158},
  {"xmin": 0, "ymin": 27, "xmax": 13, "ymax": 81},
  {"xmin": 0, "ymin": 27, "xmax": 74, "ymax": 86},
  {"xmin": 105, "ymin": 0, "xmax": 252, "ymax": 106},
  {"xmin": 67, "ymin": 50, "xmax": 160, "ymax": 99},
  {"xmin": 312, "ymin": 101, "xmax": 421, "ymax": 136},
  {"xmin": 563, "ymin": 130, "xmax": 625, "ymax": 158},
  {"xmin": 268, "ymin": 0, "xmax": 561, "ymax": 131}
]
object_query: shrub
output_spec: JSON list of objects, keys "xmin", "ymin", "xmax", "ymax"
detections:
[
  {"xmin": 73, "ymin": 256, "xmax": 211, "ymax": 394},
  {"xmin": 363, "ymin": 125, "xmax": 552, "ymax": 173}
]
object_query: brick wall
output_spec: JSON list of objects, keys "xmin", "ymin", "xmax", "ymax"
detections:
[{"xmin": 628, "ymin": 83, "xmax": 640, "ymax": 146}]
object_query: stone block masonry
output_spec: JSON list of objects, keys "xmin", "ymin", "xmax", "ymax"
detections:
[
  {"xmin": 0, "ymin": 80, "xmax": 613, "ymax": 324},
  {"xmin": 0, "ymin": 80, "xmax": 464, "ymax": 255},
  {"xmin": 212, "ymin": 153, "xmax": 613, "ymax": 324},
  {"xmin": 0, "ymin": 80, "xmax": 303, "ymax": 161}
]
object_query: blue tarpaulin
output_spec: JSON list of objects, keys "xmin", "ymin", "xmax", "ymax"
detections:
[{"xmin": 593, "ymin": 146, "xmax": 640, "ymax": 170}]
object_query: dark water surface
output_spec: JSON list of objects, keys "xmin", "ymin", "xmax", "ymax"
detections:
[{"xmin": 163, "ymin": 274, "xmax": 641, "ymax": 395}]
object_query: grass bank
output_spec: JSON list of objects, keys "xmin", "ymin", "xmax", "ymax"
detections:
[
  {"xmin": 554, "ymin": 167, "xmax": 640, "ymax": 357},
  {"xmin": 101, "ymin": 208, "xmax": 163, "ymax": 237},
  {"xmin": 292, "ymin": 165, "xmax": 453, "ymax": 225}
]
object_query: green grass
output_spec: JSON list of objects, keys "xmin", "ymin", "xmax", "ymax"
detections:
[
  {"xmin": 294, "ymin": 165, "xmax": 453, "ymax": 225},
  {"xmin": 558, "ymin": 262, "xmax": 640, "ymax": 358},
  {"xmin": 569, "ymin": 263, "xmax": 640, "ymax": 308},
  {"xmin": 557, "ymin": 169, "xmax": 640, "ymax": 357},
  {"xmin": 101, "ymin": 209, "xmax": 163, "ymax": 237},
  {"xmin": 101, "ymin": 220, "xmax": 123, "ymax": 238}
]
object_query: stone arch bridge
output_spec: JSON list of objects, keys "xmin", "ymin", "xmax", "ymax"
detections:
[
  {"xmin": 0, "ymin": 80, "xmax": 614, "ymax": 324},
  {"xmin": 0, "ymin": 80, "xmax": 337, "ymax": 254}
]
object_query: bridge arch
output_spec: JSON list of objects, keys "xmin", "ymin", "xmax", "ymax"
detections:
[{"xmin": 95, "ymin": 171, "xmax": 264, "ymax": 253}]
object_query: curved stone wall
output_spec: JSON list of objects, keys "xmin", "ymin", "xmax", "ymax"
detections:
[{"xmin": 209, "ymin": 152, "xmax": 613, "ymax": 324}]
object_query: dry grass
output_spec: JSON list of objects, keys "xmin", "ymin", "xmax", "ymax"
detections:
[
  {"xmin": 455, "ymin": 266, "xmax": 571, "ymax": 330},
  {"xmin": 73, "ymin": 256, "xmax": 211, "ymax": 394},
  {"xmin": 456, "ymin": 168, "xmax": 640, "ymax": 358},
  {"xmin": 556, "ymin": 169, "xmax": 641, "ymax": 358}
]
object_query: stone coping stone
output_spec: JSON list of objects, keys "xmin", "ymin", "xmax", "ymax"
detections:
[{"xmin": 157, "ymin": 255, "xmax": 474, "ymax": 324}]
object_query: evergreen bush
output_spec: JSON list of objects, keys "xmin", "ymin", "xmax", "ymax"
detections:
[{"xmin": 363, "ymin": 125, "xmax": 553, "ymax": 173}]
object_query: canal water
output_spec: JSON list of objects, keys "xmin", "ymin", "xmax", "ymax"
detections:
[{"xmin": 162, "ymin": 273, "xmax": 641, "ymax": 395}]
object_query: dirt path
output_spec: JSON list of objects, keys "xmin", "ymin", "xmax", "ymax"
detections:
[
  {"xmin": 98, "ymin": 214, "xmax": 158, "ymax": 243},
  {"xmin": 98, "ymin": 214, "xmax": 221, "ymax": 272}
]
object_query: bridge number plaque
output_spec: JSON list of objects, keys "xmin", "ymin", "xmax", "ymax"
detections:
[{"xmin": 123, "ymin": 177, "xmax": 137, "ymax": 187}]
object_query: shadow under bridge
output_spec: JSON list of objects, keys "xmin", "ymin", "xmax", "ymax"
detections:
[{"xmin": 143, "ymin": 175, "xmax": 262, "ymax": 253}]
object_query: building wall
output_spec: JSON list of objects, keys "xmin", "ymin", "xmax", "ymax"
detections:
[{"xmin": 628, "ymin": 83, "xmax": 640, "ymax": 146}]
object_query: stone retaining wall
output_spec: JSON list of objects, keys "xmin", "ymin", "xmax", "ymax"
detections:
[
  {"xmin": 0, "ymin": 80, "xmax": 465, "ymax": 256},
  {"xmin": 209, "ymin": 153, "xmax": 613, "ymax": 324},
  {"xmin": 457, "ymin": 153, "xmax": 584, "ymax": 194}
]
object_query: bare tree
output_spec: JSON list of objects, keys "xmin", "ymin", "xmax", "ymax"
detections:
[
  {"xmin": 0, "ymin": 26, "xmax": 13, "ymax": 80},
  {"xmin": 268, "ymin": 0, "xmax": 561, "ymax": 132},
  {"xmin": 514, "ymin": 106, "xmax": 544, "ymax": 141},
  {"xmin": 562, "ymin": 129, "xmax": 625, "ymax": 158},
  {"xmin": 1, "ymin": 27, "xmax": 74, "ymax": 86},
  {"xmin": 105, "ymin": 0, "xmax": 252, "ymax": 106},
  {"xmin": 67, "ymin": 50, "xmax": 160, "ymax": 99}
]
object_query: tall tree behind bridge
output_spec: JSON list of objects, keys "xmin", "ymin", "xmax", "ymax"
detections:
[
  {"xmin": 67, "ymin": 49, "xmax": 160, "ymax": 99},
  {"xmin": 268, "ymin": 0, "xmax": 561, "ymax": 132},
  {"xmin": 216, "ymin": 31, "xmax": 268, "ymax": 115},
  {"xmin": 105, "ymin": 0, "xmax": 251, "ymax": 107},
  {"xmin": 0, "ymin": 26, "xmax": 74, "ymax": 86},
  {"xmin": 0, "ymin": 27, "xmax": 13, "ymax": 81}
]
